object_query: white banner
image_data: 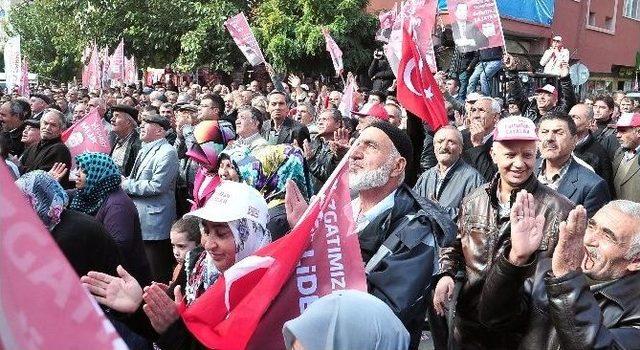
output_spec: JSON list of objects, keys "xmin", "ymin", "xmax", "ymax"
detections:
[{"xmin": 4, "ymin": 36, "xmax": 21, "ymax": 92}]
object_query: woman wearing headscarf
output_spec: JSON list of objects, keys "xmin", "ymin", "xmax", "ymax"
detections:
[
  {"xmin": 237, "ymin": 144, "xmax": 312, "ymax": 240},
  {"xmin": 80, "ymin": 181, "xmax": 271, "ymax": 349},
  {"xmin": 69, "ymin": 152, "xmax": 152, "ymax": 286},
  {"xmin": 15, "ymin": 170, "xmax": 121, "ymax": 279},
  {"xmin": 283, "ymin": 290, "xmax": 410, "ymax": 350},
  {"xmin": 186, "ymin": 120, "xmax": 235, "ymax": 210}
]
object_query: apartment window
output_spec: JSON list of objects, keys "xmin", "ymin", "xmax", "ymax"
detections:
[
  {"xmin": 605, "ymin": 16, "xmax": 614, "ymax": 29},
  {"xmin": 625, "ymin": 0, "xmax": 640, "ymax": 20},
  {"xmin": 588, "ymin": 12, "xmax": 596, "ymax": 25}
]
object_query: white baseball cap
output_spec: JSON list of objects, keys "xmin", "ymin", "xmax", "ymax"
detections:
[
  {"xmin": 493, "ymin": 116, "xmax": 539, "ymax": 141},
  {"xmin": 186, "ymin": 181, "xmax": 269, "ymax": 228}
]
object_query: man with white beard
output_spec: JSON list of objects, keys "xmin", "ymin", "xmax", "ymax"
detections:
[{"xmin": 349, "ymin": 121, "xmax": 457, "ymax": 350}]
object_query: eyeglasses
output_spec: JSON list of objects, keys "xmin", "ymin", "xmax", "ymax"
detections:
[{"xmin": 470, "ymin": 107, "xmax": 487, "ymax": 112}]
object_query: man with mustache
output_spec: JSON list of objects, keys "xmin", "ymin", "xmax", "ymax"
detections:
[
  {"xmin": 535, "ymin": 111, "xmax": 610, "ymax": 217},
  {"xmin": 432, "ymin": 116, "xmax": 573, "ymax": 348},
  {"xmin": 414, "ymin": 125, "xmax": 484, "ymax": 222},
  {"xmin": 612, "ymin": 112, "xmax": 640, "ymax": 202},
  {"xmin": 479, "ymin": 196, "xmax": 640, "ymax": 349}
]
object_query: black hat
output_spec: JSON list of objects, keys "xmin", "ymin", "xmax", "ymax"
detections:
[
  {"xmin": 367, "ymin": 121, "xmax": 413, "ymax": 162},
  {"xmin": 175, "ymin": 103, "xmax": 198, "ymax": 113},
  {"xmin": 110, "ymin": 104, "xmax": 139, "ymax": 120},
  {"xmin": 142, "ymin": 114, "xmax": 171, "ymax": 130},
  {"xmin": 23, "ymin": 119, "xmax": 40, "ymax": 128},
  {"xmin": 30, "ymin": 93, "xmax": 53, "ymax": 105}
]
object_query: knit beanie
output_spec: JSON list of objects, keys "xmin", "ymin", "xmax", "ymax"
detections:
[{"xmin": 367, "ymin": 121, "xmax": 413, "ymax": 162}]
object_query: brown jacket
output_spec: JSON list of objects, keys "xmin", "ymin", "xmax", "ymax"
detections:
[
  {"xmin": 437, "ymin": 174, "xmax": 574, "ymax": 349},
  {"xmin": 612, "ymin": 149, "xmax": 640, "ymax": 202}
]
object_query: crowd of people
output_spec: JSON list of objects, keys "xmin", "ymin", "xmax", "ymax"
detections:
[{"xmin": 3, "ymin": 40, "xmax": 640, "ymax": 350}]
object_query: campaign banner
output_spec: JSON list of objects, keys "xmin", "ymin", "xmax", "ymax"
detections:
[
  {"xmin": 338, "ymin": 77, "xmax": 356, "ymax": 119},
  {"xmin": 406, "ymin": 0, "xmax": 439, "ymax": 73},
  {"xmin": 124, "ymin": 56, "xmax": 137, "ymax": 85},
  {"xmin": 19, "ymin": 58, "xmax": 30, "ymax": 97},
  {"xmin": 61, "ymin": 108, "xmax": 111, "ymax": 165},
  {"xmin": 375, "ymin": 5, "xmax": 397, "ymax": 42},
  {"xmin": 0, "ymin": 165, "xmax": 127, "ymax": 350},
  {"xmin": 322, "ymin": 28, "xmax": 344, "ymax": 76},
  {"xmin": 447, "ymin": 0, "xmax": 505, "ymax": 53},
  {"xmin": 88, "ymin": 45, "xmax": 101, "ymax": 91},
  {"xmin": 384, "ymin": 1, "xmax": 406, "ymax": 77},
  {"xmin": 224, "ymin": 12, "xmax": 266, "ymax": 66},
  {"xmin": 110, "ymin": 39, "xmax": 125, "ymax": 83},
  {"xmin": 182, "ymin": 154, "xmax": 366, "ymax": 350},
  {"xmin": 4, "ymin": 36, "xmax": 21, "ymax": 92}
]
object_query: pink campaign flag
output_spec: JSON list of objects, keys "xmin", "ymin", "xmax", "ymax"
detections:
[
  {"xmin": 322, "ymin": 28, "xmax": 344, "ymax": 76},
  {"xmin": 19, "ymin": 58, "xmax": 30, "ymax": 97},
  {"xmin": 338, "ymin": 77, "xmax": 356, "ymax": 118},
  {"xmin": 88, "ymin": 45, "xmax": 101, "ymax": 91},
  {"xmin": 447, "ymin": 0, "xmax": 506, "ymax": 53},
  {"xmin": 110, "ymin": 39, "xmax": 125, "ymax": 84},
  {"xmin": 82, "ymin": 44, "xmax": 92, "ymax": 87},
  {"xmin": 182, "ymin": 154, "xmax": 366, "ymax": 350},
  {"xmin": 406, "ymin": 0, "xmax": 439, "ymax": 73},
  {"xmin": 375, "ymin": 5, "xmax": 397, "ymax": 43},
  {"xmin": 61, "ymin": 108, "xmax": 111, "ymax": 165},
  {"xmin": 0, "ymin": 164, "xmax": 127, "ymax": 350},
  {"xmin": 224, "ymin": 12, "xmax": 266, "ymax": 66}
]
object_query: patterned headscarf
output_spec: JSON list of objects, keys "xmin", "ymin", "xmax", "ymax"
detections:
[
  {"xmin": 184, "ymin": 218, "xmax": 271, "ymax": 305},
  {"xmin": 186, "ymin": 120, "xmax": 235, "ymax": 169},
  {"xmin": 69, "ymin": 152, "xmax": 122, "ymax": 216},
  {"xmin": 237, "ymin": 144, "xmax": 312, "ymax": 207},
  {"xmin": 15, "ymin": 170, "xmax": 69, "ymax": 230}
]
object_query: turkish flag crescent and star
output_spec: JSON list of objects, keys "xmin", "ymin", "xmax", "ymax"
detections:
[
  {"xmin": 397, "ymin": 26, "xmax": 448, "ymax": 131},
  {"xmin": 181, "ymin": 155, "xmax": 366, "ymax": 350}
]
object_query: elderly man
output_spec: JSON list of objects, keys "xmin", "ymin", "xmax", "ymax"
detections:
[
  {"xmin": 109, "ymin": 105, "xmax": 141, "ymax": 177},
  {"xmin": 121, "ymin": 114, "xmax": 179, "ymax": 283},
  {"xmin": 612, "ymin": 112, "xmax": 640, "ymax": 202},
  {"xmin": 414, "ymin": 125, "xmax": 484, "ymax": 222},
  {"xmin": 71, "ymin": 102, "xmax": 88, "ymax": 124},
  {"xmin": 348, "ymin": 121, "xmax": 456, "ymax": 349},
  {"xmin": 0, "ymin": 99, "xmax": 31, "ymax": 156},
  {"xmin": 535, "ymin": 112, "xmax": 610, "ymax": 216},
  {"xmin": 20, "ymin": 109, "xmax": 72, "ymax": 187},
  {"xmin": 462, "ymin": 96, "xmax": 500, "ymax": 181},
  {"xmin": 88, "ymin": 97, "xmax": 108, "ymax": 120},
  {"xmin": 506, "ymin": 62, "xmax": 576, "ymax": 125},
  {"xmin": 265, "ymin": 91, "xmax": 309, "ymax": 146},
  {"xmin": 302, "ymin": 108, "xmax": 345, "ymax": 192},
  {"xmin": 479, "ymin": 199, "xmax": 640, "ymax": 349},
  {"xmin": 19, "ymin": 119, "xmax": 41, "ymax": 154},
  {"xmin": 295, "ymin": 102, "xmax": 317, "ymax": 136},
  {"xmin": 570, "ymin": 103, "xmax": 613, "ymax": 186},
  {"xmin": 30, "ymin": 93, "xmax": 52, "ymax": 120},
  {"xmin": 228, "ymin": 106, "xmax": 268, "ymax": 152},
  {"xmin": 328, "ymin": 90, "xmax": 342, "ymax": 108},
  {"xmin": 433, "ymin": 116, "xmax": 574, "ymax": 348}
]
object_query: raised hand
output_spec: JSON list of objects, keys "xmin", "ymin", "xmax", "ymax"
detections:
[
  {"xmin": 48, "ymin": 162, "xmax": 68, "ymax": 182},
  {"xmin": 552, "ymin": 205, "xmax": 587, "ymax": 277},
  {"xmin": 433, "ymin": 276, "xmax": 455, "ymax": 316},
  {"xmin": 509, "ymin": 190, "xmax": 545, "ymax": 266},
  {"xmin": 469, "ymin": 121, "xmax": 486, "ymax": 147},
  {"xmin": 81, "ymin": 265, "xmax": 143, "ymax": 314},
  {"xmin": 142, "ymin": 284, "xmax": 182, "ymax": 334},
  {"xmin": 302, "ymin": 139, "xmax": 313, "ymax": 160},
  {"xmin": 288, "ymin": 74, "xmax": 301, "ymax": 89},
  {"xmin": 285, "ymin": 179, "xmax": 308, "ymax": 228}
]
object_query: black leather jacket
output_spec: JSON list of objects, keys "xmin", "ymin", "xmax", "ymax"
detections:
[
  {"xmin": 437, "ymin": 174, "xmax": 574, "ymax": 348},
  {"xmin": 480, "ymin": 253, "xmax": 640, "ymax": 349}
]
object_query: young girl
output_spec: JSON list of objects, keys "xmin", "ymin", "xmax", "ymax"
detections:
[{"xmin": 169, "ymin": 217, "xmax": 201, "ymax": 287}]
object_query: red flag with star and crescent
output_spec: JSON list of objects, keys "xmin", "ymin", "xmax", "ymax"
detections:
[{"xmin": 397, "ymin": 26, "xmax": 448, "ymax": 131}]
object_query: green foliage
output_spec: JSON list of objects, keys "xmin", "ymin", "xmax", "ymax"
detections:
[
  {"xmin": 253, "ymin": 0, "xmax": 377, "ymax": 74},
  {"xmin": 7, "ymin": 0, "xmax": 377, "ymax": 80}
]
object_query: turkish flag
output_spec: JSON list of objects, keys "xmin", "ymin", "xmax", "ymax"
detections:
[
  {"xmin": 181, "ymin": 156, "xmax": 366, "ymax": 350},
  {"xmin": 397, "ymin": 26, "xmax": 448, "ymax": 131}
]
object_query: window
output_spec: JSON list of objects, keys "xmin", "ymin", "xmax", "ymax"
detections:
[
  {"xmin": 588, "ymin": 12, "xmax": 596, "ymax": 25},
  {"xmin": 625, "ymin": 0, "xmax": 640, "ymax": 20}
]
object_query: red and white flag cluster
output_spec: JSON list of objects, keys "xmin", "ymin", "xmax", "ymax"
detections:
[{"xmin": 82, "ymin": 39, "xmax": 137, "ymax": 90}]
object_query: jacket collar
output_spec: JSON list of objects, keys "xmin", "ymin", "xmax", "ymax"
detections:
[
  {"xmin": 596, "ymin": 271, "xmax": 640, "ymax": 312},
  {"xmin": 488, "ymin": 172, "xmax": 539, "ymax": 209},
  {"xmin": 38, "ymin": 136, "xmax": 63, "ymax": 148}
]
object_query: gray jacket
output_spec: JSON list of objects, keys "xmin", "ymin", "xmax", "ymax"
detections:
[
  {"xmin": 122, "ymin": 138, "xmax": 179, "ymax": 240},
  {"xmin": 413, "ymin": 159, "xmax": 485, "ymax": 222}
]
